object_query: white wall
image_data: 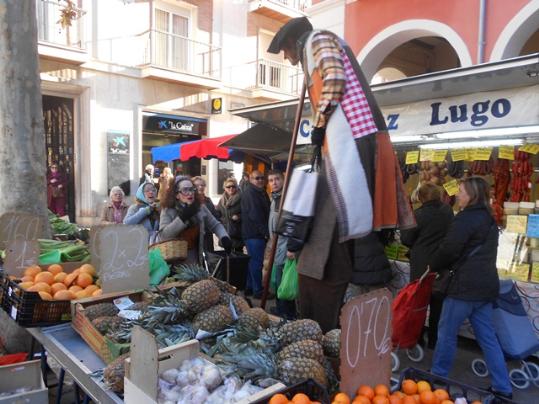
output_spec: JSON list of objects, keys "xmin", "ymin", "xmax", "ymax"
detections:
[{"xmin": 307, "ymin": 0, "xmax": 345, "ymax": 37}]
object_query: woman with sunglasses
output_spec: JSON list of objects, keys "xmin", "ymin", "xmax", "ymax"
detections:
[
  {"xmin": 124, "ymin": 182, "xmax": 160, "ymax": 243},
  {"xmin": 159, "ymin": 176, "xmax": 232, "ymax": 264},
  {"xmin": 217, "ymin": 178, "xmax": 243, "ymax": 253}
]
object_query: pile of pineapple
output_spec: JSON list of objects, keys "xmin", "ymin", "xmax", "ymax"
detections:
[{"xmin": 93, "ymin": 264, "xmax": 341, "ymax": 396}]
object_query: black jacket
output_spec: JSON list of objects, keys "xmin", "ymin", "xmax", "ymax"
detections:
[
  {"xmin": 240, "ymin": 183, "xmax": 270, "ymax": 240},
  {"xmin": 351, "ymin": 232, "xmax": 392, "ymax": 285},
  {"xmin": 430, "ymin": 204, "xmax": 499, "ymax": 301},
  {"xmin": 401, "ymin": 200, "xmax": 454, "ymax": 281}
]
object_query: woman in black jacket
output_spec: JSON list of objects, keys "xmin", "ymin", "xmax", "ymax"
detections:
[
  {"xmin": 401, "ymin": 182, "xmax": 453, "ymax": 348},
  {"xmin": 429, "ymin": 176, "xmax": 512, "ymax": 399},
  {"xmin": 216, "ymin": 178, "xmax": 243, "ymax": 252}
]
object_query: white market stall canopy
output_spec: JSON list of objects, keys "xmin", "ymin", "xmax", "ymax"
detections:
[{"xmin": 230, "ymin": 53, "xmax": 539, "ymax": 149}]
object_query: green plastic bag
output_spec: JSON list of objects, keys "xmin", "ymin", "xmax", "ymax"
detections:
[
  {"xmin": 277, "ymin": 259, "xmax": 298, "ymax": 300},
  {"xmin": 270, "ymin": 264, "xmax": 279, "ymax": 293},
  {"xmin": 149, "ymin": 248, "xmax": 170, "ymax": 286}
]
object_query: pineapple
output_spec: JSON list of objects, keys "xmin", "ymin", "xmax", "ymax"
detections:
[
  {"xmin": 219, "ymin": 293, "xmax": 250, "ymax": 314},
  {"xmin": 192, "ymin": 305, "xmax": 233, "ymax": 333},
  {"xmin": 172, "ymin": 263, "xmax": 209, "ymax": 282},
  {"xmin": 322, "ymin": 329, "xmax": 341, "ymax": 358},
  {"xmin": 104, "ymin": 353, "xmax": 129, "ymax": 393},
  {"xmin": 91, "ymin": 316, "xmax": 126, "ymax": 335},
  {"xmin": 84, "ymin": 303, "xmax": 119, "ymax": 321},
  {"xmin": 243, "ymin": 308, "xmax": 269, "ymax": 328},
  {"xmin": 210, "ymin": 277, "xmax": 236, "ymax": 294},
  {"xmin": 181, "ymin": 279, "xmax": 221, "ymax": 314},
  {"xmin": 276, "ymin": 339, "xmax": 324, "ymax": 365},
  {"xmin": 278, "ymin": 357, "xmax": 328, "ymax": 387},
  {"xmin": 280, "ymin": 319, "xmax": 323, "ymax": 346}
]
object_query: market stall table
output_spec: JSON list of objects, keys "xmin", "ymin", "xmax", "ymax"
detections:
[{"xmin": 27, "ymin": 323, "xmax": 122, "ymax": 404}]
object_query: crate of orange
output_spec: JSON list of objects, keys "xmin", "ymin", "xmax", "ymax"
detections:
[
  {"xmin": 397, "ymin": 367, "xmax": 517, "ymax": 404},
  {"xmin": 1, "ymin": 262, "xmax": 100, "ymax": 327},
  {"xmin": 261, "ymin": 379, "xmax": 330, "ymax": 404}
]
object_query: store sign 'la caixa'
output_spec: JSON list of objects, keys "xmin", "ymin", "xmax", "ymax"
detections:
[
  {"xmin": 143, "ymin": 113, "xmax": 206, "ymax": 135},
  {"xmin": 383, "ymin": 84, "xmax": 539, "ymax": 138}
]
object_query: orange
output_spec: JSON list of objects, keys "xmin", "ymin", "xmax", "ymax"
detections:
[
  {"xmin": 24, "ymin": 266, "xmax": 41, "ymax": 278},
  {"xmin": 92, "ymin": 288, "xmax": 102, "ymax": 297},
  {"xmin": 372, "ymin": 396, "xmax": 390, "ymax": 404},
  {"xmin": 401, "ymin": 380, "xmax": 418, "ymax": 395},
  {"xmin": 69, "ymin": 285, "xmax": 83, "ymax": 293},
  {"xmin": 389, "ymin": 394, "xmax": 403, "ymax": 404},
  {"xmin": 357, "ymin": 386, "xmax": 375, "ymax": 400},
  {"xmin": 291, "ymin": 393, "xmax": 311, "ymax": 404},
  {"xmin": 54, "ymin": 290, "xmax": 75, "ymax": 300},
  {"xmin": 441, "ymin": 401, "xmax": 454, "ymax": 404},
  {"xmin": 352, "ymin": 396, "xmax": 371, "ymax": 404},
  {"xmin": 63, "ymin": 273, "xmax": 78, "ymax": 287},
  {"xmin": 51, "ymin": 283, "xmax": 67, "ymax": 295},
  {"xmin": 72, "ymin": 268, "xmax": 81, "ymax": 276},
  {"xmin": 470, "ymin": 402, "xmax": 481, "ymax": 404},
  {"xmin": 34, "ymin": 271, "xmax": 54, "ymax": 285},
  {"xmin": 416, "ymin": 381, "xmax": 431, "ymax": 394},
  {"xmin": 412, "ymin": 394, "xmax": 420, "ymax": 404},
  {"xmin": 433, "ymin": 389, "xmax": 449, "ymax": 402},
  {"xmin": 47, "ymin": 264, "xmax": 63, "ymax": 275},
  {"xmin": 76, "ymin": 273, "xmax": 93, "ymax": 288},
  {"xmin": 334, "ymin": 393, "xmax": 351, "ymax": 404},
  {"xmin": 79, "ymin": 264, "xmax": 96, "ymax": 277},
  {"xmin": 75, "ymin": 290, "xmax": 90, "ymax": 299},
  {"xmin": 21, "ymin": 275, "xmax": 35, "ymax": 283},
  {"xmin": 28, "ymin": 282, "xmax": 52, "ymax": 294},
  {"xmin": 374, "ymin": 385, "xmax": 390, "ymax": 397},
  {"xmin": 84, "ymin": 285, "xmax": 99, "ymax": 295},
  {"xmin": 18, "ymin": 281, "xmax": 34, "ymax": 290},
  {"xmin": 418, "ymin": 391, "xmax": 437, "ymax": 404},
  {"xmin": 38, "ymin": 291, "xmax": 53, "ymax": 301},
  {"xmin": 269, "ymin": 395, "xmax": 289, "ymax": 404},
  {"xmin": 53, "ymin": 272, "xmax": 67, "ymax": 283},
  {"xmin": 402, "ymin": 397, "xmax": 416, "ymax": 404}
]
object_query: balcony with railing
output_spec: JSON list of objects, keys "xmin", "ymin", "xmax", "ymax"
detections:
[
  {"xmin": 36, "ymin": 0, "xmax": 88, "ymax": 63},
  {"xmin": 249, "ymin": 0, "xmax": 311, "ymax": 21},
  {"xmin": 91, "ymin": 29, "xmax": 221, "ymax": 88},
  {"xmin": 226, "ymin": 58, "xmax": 303, "ymax": 99}
]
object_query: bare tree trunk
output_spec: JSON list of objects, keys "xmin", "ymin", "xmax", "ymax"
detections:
[{"xmin": 0, "ymin": 0, "xmax": 49, "ymax": 237}]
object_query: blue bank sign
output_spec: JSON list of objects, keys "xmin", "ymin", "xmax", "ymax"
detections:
[{"xmin": 382, "ymin": 85, "xmax": 539, "ymax": 138}]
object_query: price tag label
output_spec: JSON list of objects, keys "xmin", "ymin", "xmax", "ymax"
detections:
[
  {"xmin": 405, "ymin": 151, "xmax": 419, "ymax": 165},
  {"xmin": 498, "ymin": 145, "xmax": 515, "ymax": 160},
  {"xmin": 506, "ymin": 215, "xmax": 528, "ymax": 234},
  {"xmin": 443, "ymin": 179, "xmax": 459, "ymax": 196},
  {"xmin": 118, "ymin": 310, "xmax": 142, "ymax": 320},
  {"xmin": 113, "ymin": 296, "xmax": 135, "ymax": 310},
  {"xmin": 465, "ymin": 149, "xmax": 476, "ymax": 161},
  {"xmin": 420, "ymin": 149, "xmax": 434, "ymax": 162},
  {"xmin": 451, "ymin": 149, "xmax": 466, "ymax": 162},
  {"xmin": 432, "ymin": 150, "xmax": 447, "ymax": 162},
  {"xmin": 473, "ymin": 148, "xmax": 492, "ymax": 161},
  {"xmin": 520, "ymin": 144, "xmax": 539, "ymax": 154}
]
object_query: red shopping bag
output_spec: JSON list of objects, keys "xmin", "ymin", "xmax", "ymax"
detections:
[{"xmin": 391, "ymin": 271, "xmax": 436, "ymax": 349}]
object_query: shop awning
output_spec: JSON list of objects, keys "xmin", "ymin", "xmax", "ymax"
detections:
[
  {"xmin": 221, "ymin": 123, "xmax": 293, "ymax": 157},
  {"xmin": 179, "ymin": 135, "xmax": 238, "ymax": 161},
  {"xmin": 151, "ymin": 136, "xmax": 243, "ymax": 162}
]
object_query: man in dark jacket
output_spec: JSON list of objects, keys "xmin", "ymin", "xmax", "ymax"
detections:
[{"xmin": 241, "ymin": 170, "xmax": 270, "ymax": 298}]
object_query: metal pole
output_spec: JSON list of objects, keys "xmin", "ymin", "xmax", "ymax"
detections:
[
  {"xmin": 260, "ymin": 81, "xmax": 307, "ymax": 309},
  {"xmin": 477, "ymin": 0, "xmax": 487, "ymax": 64}
]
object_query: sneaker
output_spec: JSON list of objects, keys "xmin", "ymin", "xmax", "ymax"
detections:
[{"xmin": 487, "ymin": 386, "xmax": 513, "ymax": 400}]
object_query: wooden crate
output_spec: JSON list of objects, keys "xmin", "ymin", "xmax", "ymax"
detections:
[{"xmin": 71, "ymin": 282, "xmax": 189, "ymax": 364}]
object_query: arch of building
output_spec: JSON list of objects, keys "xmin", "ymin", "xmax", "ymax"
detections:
[
  {"xmin": 490, "ymin": 0, "xmax": 539, "ymax": 61},
  {"xmin": 356, "ymin": 19, "xmax": 473, "ymax": 82}
]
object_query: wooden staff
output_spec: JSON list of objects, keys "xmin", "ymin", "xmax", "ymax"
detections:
[{"xmin": 260, "ymin": 81, "xmax": 307, "ymax": 309}]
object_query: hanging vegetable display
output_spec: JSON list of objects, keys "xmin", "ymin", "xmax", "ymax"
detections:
[
  {"xmin": 492, "ymin": 158, "xmax": 510, "ymax": 224},
  {"xmin": 510, "ymin": 150, "xmax": 533, "ymax": 202}
]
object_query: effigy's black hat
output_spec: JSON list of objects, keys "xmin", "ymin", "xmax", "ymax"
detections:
[{"xmin": 267, "ymin": 17, "xmax": 313, "ymax": 54}]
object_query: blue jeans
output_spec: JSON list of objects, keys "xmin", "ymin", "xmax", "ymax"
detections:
[
  {"xmin": 244, "ymin": 238, "xmax": 266, "ymax": 295},
  {"xmin": 432, "ymin": 297, "xmax": 512, "ymax": 395}
]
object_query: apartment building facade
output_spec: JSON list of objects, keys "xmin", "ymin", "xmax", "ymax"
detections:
[{"xmin": 37, "ymin": 0, "xmax": 308, "ymax": 224}]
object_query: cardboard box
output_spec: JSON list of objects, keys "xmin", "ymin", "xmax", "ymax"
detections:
[
  {"xmin": 124, "ymin": 328, "xmax": 284, "ymax": 404},
  {"xmin": 0, "ymin": 360, "xmax": 48, "ymax": 404}
]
